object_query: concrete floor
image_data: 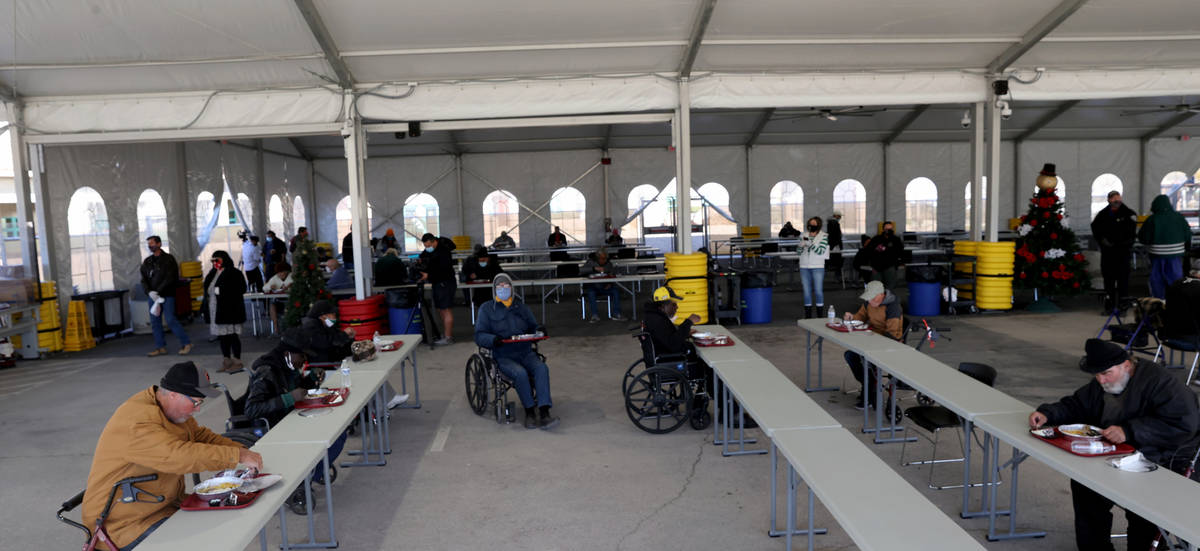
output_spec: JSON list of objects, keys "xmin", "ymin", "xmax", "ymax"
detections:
[{"xmin": 3, "ymin": 275, "xmax": 1189, "ymax": 550}]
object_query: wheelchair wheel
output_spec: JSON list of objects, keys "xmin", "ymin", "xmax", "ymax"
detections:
[
  {"xmin": 621, "ymin": 358, "xmax": 645, "ymax": 396},
  {"xmin": 221, "ymin": 429, "xmax": 260, "ymax": 448},
  {"xmin": 625, "ymin": 366, "xmax": 692, "ymax": 434},
  {"xmin": 689, "ymin": 396, "xmax": 712, "ymax": 430},
  {"xmin": 465, "ymin": 355, "xmax": 489, "ymax": 416}
]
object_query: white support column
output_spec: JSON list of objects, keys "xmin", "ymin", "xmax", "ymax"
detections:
[
  {"xmin": 254, "ymin": 140, "xmax": 268, "ymax": 238},
  {"xmin": 306, "ymin": 161, "xmax": 316, "ymax": 240},
  {"xmin": 744, "ymin": 146, "xmax": 753, "ymax": 226},
  {"xmin": 675, "ymin": 78, "xmax": 693, "ymax": 254},
  {"xmin": 970, "ymin": 102, "xmax": 986, "ymax": 241},
  {"xmin": 29, "ymin": 143, "xmax": 54, "ymax": 280},
  {"xmin": 985, "ymin": 99, "xmax": 1002, "ymax": 242},
  {"xmin": 343, "ymin": 116, "xmax": 372, "ymax": 299},
  {"xmin": 5, "ymin": 102, "xmax": 37, "ymax": 275},
  {"xmin": 602, "ymin": 149, "xmax": 611, "ymax": 221},
  {"xmin": 456, "ymin": 154, "xmax": 466, "ymax": 236}
]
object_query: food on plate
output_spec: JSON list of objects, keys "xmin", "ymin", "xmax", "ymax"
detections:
[
  {"xmin": 195, "ymin": 476, "xmax": 244, "ymax": 496},
  {"xmin": 691, "ymin": 332, "xmax": 713, "ymax": 339},
  {"xmin": 306, "ymin": 388, "xmax": 334, "ymax": 398},
  {"xmin": 1058, "ymin": 424, "xmax": 1104, "ymax": 440},
  {"xmin": 1029, "ymin": 427, "xmax": 1055, "ymax": 438}
]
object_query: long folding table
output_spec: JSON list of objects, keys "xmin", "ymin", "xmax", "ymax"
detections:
[{"xmin": 795, "ymin": 318, "xmax": 910, "ymax": 394}]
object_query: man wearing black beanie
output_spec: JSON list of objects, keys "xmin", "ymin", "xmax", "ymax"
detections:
[{"xmin": 1029, "ymin": 338, "xmax": 1200, "ymax": 550}]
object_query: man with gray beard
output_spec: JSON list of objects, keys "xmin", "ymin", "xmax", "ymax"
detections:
[{"xmin": 1029, "ymin": 338, "xmax": 1200, "ymax": 551}]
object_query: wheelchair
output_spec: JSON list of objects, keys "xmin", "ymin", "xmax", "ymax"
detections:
[
  {"xmin": 622, "ymin": 329, "xmax": 712, "ymax": 434},
  {"xmin": 57, "ymin": 474, "xmax": 164, "ymax": 551},
  {"xmin": 464, "ymin": 343, "xmax": 546, "ymax": 424}
]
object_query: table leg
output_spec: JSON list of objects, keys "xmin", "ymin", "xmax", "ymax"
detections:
[
  {"xmin": 804, "ymin": 334, "xmax": 836, "ymax": 392},
  {"xmin": 342, "ymin": 395, "xmax": 387, "ymax": 467},
  {"xmin": 712, "ymin": 370, "xmax": 724, "ymax": 446},
  {"xmin": 785, "ymin": 465, "xmax": 795, "ymax": 551},
  {"xmin": 279, "ymin": 506, "xmax": 291, "ymax": 551},
  {"xmin": 872, "ymin": 375, "xmax": 914, "ymax": 444},
  {"xmin": 260, "ymin": 527, "xmax": 269, "ymax": 551},
  {"xmin": 987, "ymin": 447, "xmax": 1046, "ymax": 541},
  {"xmin": 769, "ymin": 441, "xmax": 828, "ymax": 539},
  {"xmin": 720, "ymin": 381, "xmax": 763, "ymax": 457},
  {"xmin": 960, "ymin": 420, "xmax": 973, "ymax": 518},
  {"xmin": 396, "ymin": 351, "xmax": 422, "ymax": 409},
  {"xmin": 860, "ymin": 355, "xmax": 875, "ymax": 434}
]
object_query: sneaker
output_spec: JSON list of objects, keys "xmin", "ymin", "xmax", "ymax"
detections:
[
  {"xmin": 311, "ymin": 465, "xmax": 338, "ymax": 487},
  {"xmin": 433, "ymin": 337, "xmax": 454, "ymax": 347},
  {"xmin": 853, "ymin": 397, "xmax": 864, "ymax": 411},
  {"xmin": 147, "ymin": 348, "xmax": 167, "ymax": 357},
  {"xmin": 539, "ymin": 414, "xmax": 560, "ymax": 430},
  {"xmin": 524, "ymin": 411, "xmax": 538, "ymax": 430},
  {"xmin": 178, "ymin": 344, "xmax": 193, "ymax": 356},
  {"xmin": 588, "ymin": 314, "xmax": 600, "ymax": 323},
  {"xmin": 610, "ymin": 314, "xmax": 626, "ymax": 322},
  {"xmin": 387, "ymin": 393, "xmax": 410, "ymax": 410},
  {"xmin": 285, "ymin": 486, "xmax": 308, "ymax": 515}
]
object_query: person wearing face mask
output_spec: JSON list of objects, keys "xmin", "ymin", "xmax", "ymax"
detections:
[
  {"xmin": 475, "ymin": 274, "xmax": 558, "ymax": 430},
  {"xmin": 461, "ymin": 246, "xmax": 503, "ymax": 307},
  {"xmin": 140, "ymin": 235, "xmax": 192, "ymax": 357},
  {"xmin": 299, "ymin": 300, "xmax": 355, "ymax": 363},
  {"xmin": 1090, "ymin": 191, "xmax": 1137, "ymax": 313},
  {"xmin": 863, "ymin": 221, "xmax": 904, "ymax": 289},
  {"xmin": 325, "ymin": 258, "xmax": 353, "ymax": 290},
  {"xmin": 797, "ymin": 216, "xmax": 830, "ymax": 319},
  {"xmin": 203, "ymin": 250, "xmax": 247, "ymax": 373},
  {"xmin": 1029, "ymin": 338, "xmax": 1200, "ymax": 551},
  {"xmin": 420, "ymin": 233, "xmax": 457, "ymax": 346},
  {"xmin": 244, "ymin": 329, "xmax": 347, "ymax": 511}
]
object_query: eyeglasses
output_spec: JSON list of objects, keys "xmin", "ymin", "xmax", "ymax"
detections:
[{"xmin": 185, "ymin": 395, "xmax": 204, "ymax": 408}]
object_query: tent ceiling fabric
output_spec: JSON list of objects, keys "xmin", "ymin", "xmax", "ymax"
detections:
[{"xmin": 3, "ymin": 0, "xmax": 1200, "ymax": 139}]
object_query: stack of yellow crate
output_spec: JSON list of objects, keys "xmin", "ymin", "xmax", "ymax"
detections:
[
  {"xmin": 952, "ymin": 240, "xmax": 978, "ymax": 300},
  {"xmin": 664, "ymin": 252, "xmax": 709, "ymax": 324},
  {"xmin": 180, "ymin": 261, "xmax": 203, "ymax": 313},
  {"xmin": 63, "ymin": 300, "xmax": 95, "ymax": 352},
  {"xmin": 452, "ymin": 236, "xmax": 472, "ymax": 251}
]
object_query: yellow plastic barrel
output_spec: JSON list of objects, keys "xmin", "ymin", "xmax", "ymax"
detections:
[
  {"xmin": 739, "ymin": 226, "xmax": 761, "ymax": 239},
  {"xmin": 664, "ymin": 252, "xmax": 709, "ymax": 324},
  {"xmin": 179, "ymin": 261, "xmax": 202, "ymax": 279},
  {"xmin": 452, "ymin": 235, "xmax": 472, "ymax": 250}
]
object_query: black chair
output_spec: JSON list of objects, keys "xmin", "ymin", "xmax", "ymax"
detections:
[
  {"xmin": 616, "ymin": 247, "xmax": 636, "ymax": 259},
  {"xmin": 549, "ymin": 251, "xmax": 571, "ymax": 262},
  {"xmin": 57, "ymin": 474, "xmax": 163, "ymax": 551},
  {"xmin": 899, "ymin": 362, "xmax": 998, "ymax": 490}
]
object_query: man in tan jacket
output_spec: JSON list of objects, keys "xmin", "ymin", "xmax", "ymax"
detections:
[
  {"xmin": 843, "ymin": 280, "xmax": 904, "ymax": 410},
  {"xmin": 83, "ymin": 362, "xmax": 261, "ymax": 550}
]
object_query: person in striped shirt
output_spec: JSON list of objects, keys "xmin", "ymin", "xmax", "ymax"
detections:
[{"xmin": 1138, "ymin": 194, "xmax": 1192, "ymax": 298}]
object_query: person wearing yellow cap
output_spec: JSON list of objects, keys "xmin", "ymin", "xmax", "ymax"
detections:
[
  {"xmin": 376, "ymin": 228, "xmax": 400, "ymax": 254},
  {"xmin": 643, "ymin": 286, "xmax": 699, "ymax": 357}
]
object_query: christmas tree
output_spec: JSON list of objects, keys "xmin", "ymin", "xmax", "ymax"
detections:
[
  {"xmin": 1013, "ymin": 163, "xmax": 1090, "ymax": 297},
  {"xmin": 284, "ymin": 238, "xmax": 333, "ymax": 328}
]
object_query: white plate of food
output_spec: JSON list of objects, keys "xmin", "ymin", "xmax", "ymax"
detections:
[
  {"xmin": 306, "ymin": 388, "xmax": 335, "ymax": 399},
  {"xmin": 1057, "ymin": 424, "xmax": 1104, "ymax": 441},
  {"xmin": 691, "ymin": 332, "xmax": 714, "ymax": 339},
  {"xmin": 845, "ymin": 320, "xmax": 867, "ymax": 329}
]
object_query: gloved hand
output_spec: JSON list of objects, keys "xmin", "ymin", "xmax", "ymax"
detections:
[
  {"xmin": 535, "ymin": 325, "xmax": 547, "ymax": 337},
  {"xmin": 148, "ymin": 291, "xmax": 160, "ymax": 302},
  {"xmin": 214, "ymin": 287, "xmax": 221, "ymax": 296},
  {"xmin": 492, "ymin": 335, "xmax": 506, "ymax": 348}
]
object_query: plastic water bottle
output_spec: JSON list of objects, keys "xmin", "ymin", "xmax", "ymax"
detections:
[
  {"xmin": 1070, "ymin": 440, "xmax": 1114, "ymax": 454},
  {"xmin": 372, "ymin": 331, "xmax": 383, "ymax": 349},
  {"xmin": 827, "ymin": 306, "xmax": 836, "ymax": 322},
  {"xmin": 339, "ymin": 358, "xmax": 352, "ymax": 389}
]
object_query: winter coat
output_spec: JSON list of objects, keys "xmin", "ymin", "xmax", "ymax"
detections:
[
  {"xmin": 244, "ymin": 347, "xmax": 321, "ymax": 428},
  {"xmin": 1090, "ymin": 202, "xmax": 1137, "ymax": 251},
  {"xmin": 140, "ymin": 251, "xmax": 180, "ymax": 297},
  {"xmin": 341, "ymin": 232, "xmax": 355, "ymax": 266},
  {"xmin": 474, "ymin": 298, "xmax": 539, "ymax": 361},
  {"xmin": 1162, "ymin": 277, "xmax": 1200, "ymax": 340},
  {"xmin": 850, "ymin": 291, "xmax": 903, "ymax": 340},
  {"xmin": 373, "ymin": 254, "xmax": 408, "ymax": 287},
  {"xmin": 419, "ymin": 240, "xmax": 456, "ymax": 283},
  {"xmin": 83, "ymin": 387, "xmax": 241, "ymax": 549},
  {"xmin": 547, "ymin": 232, "xmax": 567, "ymax": 247},
  {"xmin": 778, "ymin": 224, "xmax": 801, "ymax": 238},
  {"xmin": 865, "ymin": 233, "xmax": 905, "ymax": 272},
  {"xmin": 797, "ymin": 231, "xmax": 830, "ymax": 269},
  {"xmin": 299, "ymin": 315, "xmax": 354, "ymax": 363},
  {"xmin": 642, "ymin": 303, "xmax": 694, "ymax": 357},
  {"xmin": 1138, "ymin": 195, "xmax": 1192, "ymax": 258},
  {"xmin": 1036, "ymin": 359, "xmax": 1200, "ymax": 466},
  {"xmin": 491, "ymin": 234, "xmax": 516, "ymax": 249},
  {"xmin": 827, "ymin": 218, "xmax": 844, "ymax": 251},
  {"xmin": 202, "ymin": 267, "xmax": 247, "ymax": 324}
]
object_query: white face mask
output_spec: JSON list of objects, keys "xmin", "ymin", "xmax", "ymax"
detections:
[
  {"xmin": 284, "ymin": 352, "xmax": 296, "ymax": 371},
  {"xmin": 323, "ymin": 318, "xmax": 336, "ymax": 328}
]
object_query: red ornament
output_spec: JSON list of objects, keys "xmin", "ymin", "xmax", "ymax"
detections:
[
  {"xmin": 308, "ymin": 264, "xmax": 315, "ymax": 270},
  {"xmin": 1059, "ymin": 264, "xmax": 1066, "ymax": 271},
  {"xmin": 1041, "ymin": 272, "xmax": 1049, "ymax": 278},
  {"xmin": 1030, "ymin": 219, "xmax": 1038, "ymax": 226},
  {"xmin": 1042, "ymin": 211, "xmax": 1050, "ymax": 219},
  {"xmin": 293, "ymin": 301, "xmax": 301, "ymax": 307},
  {"xmin": 1056, "ymin": 214, "xmax": 1063, "ymax": 220},
  {"xmin": 1073, "ymin": 282, "xmax": 1080, "ymax": 288},
  {"xmin": 1074, "ymin": 254, "xmax": 1084, "ymax": 261},
  {"xmin": 1050, "ymin": 233, "xmax": 1058, "ymax": 240},
  {"xmin": 1019, "ymin": 272, "xmax": 1027, "ymax": 279},
  {"xmin": 1039, "ymin": 250, "xmax": 1046, "ymax": 258}
]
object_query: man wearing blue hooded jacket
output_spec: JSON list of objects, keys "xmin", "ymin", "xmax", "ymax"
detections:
[{"xmin": 474, "ymin": 273, "xmax": 559, "ymax": 430}]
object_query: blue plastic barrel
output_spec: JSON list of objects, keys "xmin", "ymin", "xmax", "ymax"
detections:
[
  {"xmin": 740, "ymin": 287, "xmax": 773, "ymax": 324},
  {"xmin": 387, "ymin": 307, "xmax": 424, "ymax": 335},
  {"xmin": 906, "ymin": 282, "xmax": 941, "ymax": 316}
]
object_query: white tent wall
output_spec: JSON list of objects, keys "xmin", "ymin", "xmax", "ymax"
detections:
[
  {"xmin": 42, "ymin": 142, "xmax": 184, "ymax": 313},
  {"xmin": 692, "ymin": 146, "xmax": 748, "ymax": 226},
  {"xmin": 261, "ymin": 148, "xmax": 310, "ymax": 240},
  {"xmin": 749, "ymin": 143, "xmax": 884, "ymax": 232},
  {"xmin": 1145, "ymin": 139, "xmax": 1200, "ymax": 201},
  {"xmin": 185, "ymin": 141, "xmax": 225, "ymax": 253},
  {"xmin": 1015, "ymin": 140, "xmax": 1142, "ymax": 226},
  {"xmin": 605, "ymin": 148, "xmax": 677, "ymax": 227}
]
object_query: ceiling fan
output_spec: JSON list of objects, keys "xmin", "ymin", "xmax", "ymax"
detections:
[
  {"xmin": 1120, "ymin": 102, "xmax": 1200, "ymax": 117},
  {"xmin": 775, "ymin": 106, "xmax": 888, "ymax": 122}
]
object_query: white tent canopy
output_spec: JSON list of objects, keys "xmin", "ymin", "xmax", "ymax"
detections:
[{"xmin": 3, "ymin": 0, "xmax": 1200, "ymax": 137}]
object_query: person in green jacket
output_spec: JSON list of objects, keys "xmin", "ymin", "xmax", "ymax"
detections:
[{"xmin": 1138, "ymin": 194, "xmax": 1193, "ymax": 298}]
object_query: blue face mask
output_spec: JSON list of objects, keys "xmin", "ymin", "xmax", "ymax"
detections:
[
  {"xmin": 496, "ymin": 286, "xmax": 512, "ymax": 300},
  {"xmin": 479, "ymin": 260, "xmax": 489, "ymax": 267},
  {"xmin": 425, "ymin": 246, "xmax": 434, "ymax": 253}
]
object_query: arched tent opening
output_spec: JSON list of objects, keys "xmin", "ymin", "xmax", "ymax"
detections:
[
  {"xmin": 696, "ymin": 182, "xmax": 737, "ymax": 243},
  {"xmin": 483, "ymin": 190, "xmax": 521, "ymax": 247},
  {"xmin": 964, "ymin": 179, "xmax": 987, "ymax": 234},
  {"xmin": 67, "ymin": 186, "xmax": 113, "ymax": 294},
  {"xmin": 403, "ymin": 193, "xmax": 440, "ymax": 251},
  {"xmin": 1161, "ymin": 170, "xmax": 1200, "ymax": 229},
  {"xmin": 292, "ymin": 197, "xmax": 307, "ymax": 237},
  {"xmin": 136, "ymin": 189, "xmax": 169, "ymax": 253},
  {"xmin": 769, "ymin": 181, "xmax": 804, "ymax": 235},
  {"xmin": 335, "ymin": 196, "xmax": 375, "ymax": 251},
  {"xmin": 621, "ymin": 184, "xmax": 660, "ymax": 241},
  {"xmin": 833, "ymin": 179, "xmax": 866, "ymax": 235},
  {"xmin": 236, "ymin": 193, "xmax": 253, "ymax": 229},
  {"xmin": 268, "ymin": 195, "xmax": 286, "ymax": 237},
  {"xmin": 1090, "ymin": 174, "xmax": 1124, "ymax": 220},
  {"xmin": 905, "ymin": 178, "xmax": 938, "ymax": 232},
  {"xmin": 199, "ymin": 191, "xmax": 252, "ymax": 270},
  {"xmin": 549, "ymin": 186, "xmax": 586, "ymax": 244}
]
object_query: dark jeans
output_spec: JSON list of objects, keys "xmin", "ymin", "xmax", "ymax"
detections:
[
  {"xmin": 1099, "ymin": 247, "xmax": 1130, "ymax": 307},
  {"xmin": 496, "ymin": 350, "xmax": 552, "ymax": 408},
  {"xmin": 148, "ymin": 296, "xmax": 190, "ymax": 349},
  {"xmin": 585, "ymin": 283, "xmax": 622, "ymax": 318},
  {"xmin": 122, "ymin": 516, "xmax": 169, "ymax": 550},
  {"xmin": 1070, "ymin": 479, "xmax": 1158, "ymax": 551},
  {"xmin": 217, "ymin": 334, "xmax": 241, "ymax": 359},
  {"xmin": 845, "ymin": 350, "xmax": 879, "ymax": 405},
  {"xmin": 311, "ymin": 430, "xmax": 349, "ymax": 483},
  {"xmin": 245, "ymin": 267, "xmax": 264, "ymax": 292}
]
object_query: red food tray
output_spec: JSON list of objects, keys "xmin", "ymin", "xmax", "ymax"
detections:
[
  {"xmin": 502, "ymin": 336, "xmax": 549, "ymax": 344},
  {"xmin": 378, "ymin": 340, "xmax": 402, "ymax": 352},
  {"xmin": 295, "ymin": 388, "xmax": 350, "ymax": 409},
  {"xmin": 1032, "ymin": 430, "xmax": 1135, "ymax": 457},
  {"xmin": 694, "ymin": 338, "xmax": 734, "ymax": 348},
  {"xmin": 825, "ymin": 322, "xmax": 872, "ymax": 333},
  {"xmin": 179, "ymin": 474, "xmax": 272, "ymax": 511}
]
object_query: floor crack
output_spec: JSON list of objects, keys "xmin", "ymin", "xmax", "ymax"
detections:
[{"xmin": 616, "ymin": 436, "xmax": 707, "ymax": 551}]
